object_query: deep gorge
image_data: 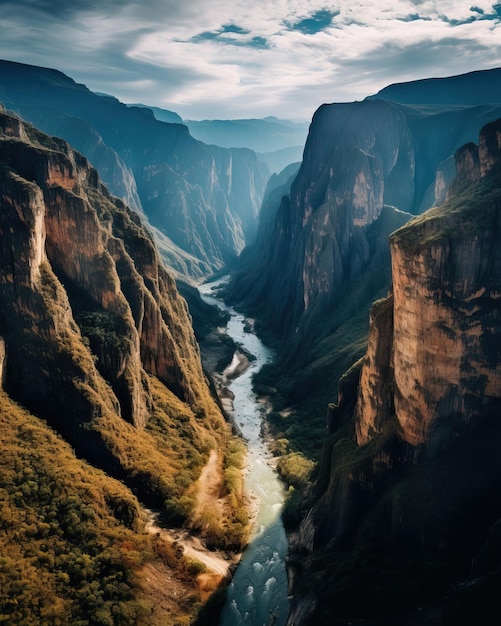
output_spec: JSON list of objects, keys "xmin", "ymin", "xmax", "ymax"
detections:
[{"xmin": 1, "ymin": 60, "xmax": 501, "ymax": 626}]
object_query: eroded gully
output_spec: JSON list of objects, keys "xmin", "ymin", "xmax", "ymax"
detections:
[{"xmin": 198, "ymin": 280, "xmax": 290, "ymax": 626}]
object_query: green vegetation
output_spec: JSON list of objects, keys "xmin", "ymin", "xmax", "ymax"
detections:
[
  {"xmin": 0, "ymin": 384, "xmax": 245, "ymax": 626},
  {"xmin": 0, "ymin": 391, "xmax": 149, "ymax": 626},
  {"xmin": 391, "ymin": 168, "xmax": 501, "ymax": 252}
]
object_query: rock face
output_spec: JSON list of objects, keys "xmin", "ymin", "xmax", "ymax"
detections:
[
  {"xmin": 222, "ymin": 70, "xmax": 501, "ymax": 465},
  {"xmin": 227, "ymin": 69, "xmax": 501, "ymax": 356},
  {"xmin": 287, "ymin": 119, "xmax": 501, "ymax": 625},
  {"xmin": 357, "ymin": 119, "xmax": 501, "ymax": 449},
  {"xmin": 0, "ymin": 106, "xmax": 222, "ymax": 485},
  {"xmin": 0, "ymin": 60, "xmax": 270, "ymax": 279},
  {"xmin": 227, "ymin": 100, "xmax": 414, "ymax": 341}
]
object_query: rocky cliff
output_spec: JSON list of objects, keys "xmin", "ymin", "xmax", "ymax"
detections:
[
  {"xmin": 223, "ymin": 68, "xmax": 501, "ymax": 464},
  {"xmin": 0, "ymin": 105, "xmax": 252, "ymax": 622},
  {"xmin": 227, "ymin": 99, "xmax": 414, "ymax": 338},
  {"xmin": 0, "ymin": 104, "xmax": 243, "ymax": 518},
  {"xmin": 0, "ymin": 59, "xmax": 270, "ymax": 279},
  {"xmin": 287, "ymin": 119, "xmax": 501, "ymax": 625}
]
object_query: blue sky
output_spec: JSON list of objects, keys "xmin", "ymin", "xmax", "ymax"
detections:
[{"xmin": 0, "ymin": 0, "xmax": 500, "ymax": 121}]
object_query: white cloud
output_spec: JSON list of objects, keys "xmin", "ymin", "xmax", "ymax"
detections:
[{"xmin": 0, "ymin": 0, "xmax": 499, "ymax": 119}]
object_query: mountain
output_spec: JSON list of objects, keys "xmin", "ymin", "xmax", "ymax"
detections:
[
  {"xmin": 369, "ymin": 66, "xmax": 501, "ymax": 106},
  {"xmin": 0, "ymin": 59, "xmax": 270, "ymax": 279},
  {"xmin": 127, "ymin": 103, "xmax": 184, "ymax": 125},
  {"xmin": 0, "ymin": 107, "xmax": 249, "ymax": 623},
  {"xmin": 183, "ymin": 116, "xmax": 309, "ymax": 175},
  {"xmin": 183, "ymin": 116, "xmax": 309, "ymax": 153},
  {"xmin": 223, "ymin": 68, "xmax": 501, "ymax": 460},
  {"xmin": 286, "ymin": 117, "xmax": 501, "ymax": 626}
]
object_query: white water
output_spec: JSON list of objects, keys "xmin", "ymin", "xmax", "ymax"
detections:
[{"xmin": 198, "ymin": 280, "xmax": 289, "ymax": 626}]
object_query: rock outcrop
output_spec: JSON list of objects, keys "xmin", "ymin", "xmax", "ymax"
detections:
[
  {"xmin": 287, "ymin": 119, "xmax": 501, "ymax": 625},
  {"xmin": 357, "ymin": 118, "xmax": 501, "ymax": 450}
]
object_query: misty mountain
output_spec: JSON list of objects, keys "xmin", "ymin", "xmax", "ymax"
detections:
[
  {"xmin": 183, "ymin": 116, "xmax": 309, "ymax": 153},
  {"xmin": 0, "ymin": 59, "xmax": 270, "ymax": 279},
  {"xmin": 127, "ymin": 102, "xmax": 184, "ymax": 124}
]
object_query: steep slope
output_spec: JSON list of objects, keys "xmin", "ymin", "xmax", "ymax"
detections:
[
  {"xmin": 228, "ymin": 99, "xmax": 414, "ymax": 339},
  {"xmin": 287, "ymin": 119, "xmax": 501, "ymax": 625},
  {"xmin": 0, "ymin": 59, "xmax": 270, "ymax": 279},
  {"xmin": 224, "ymin": 68, "xmax": 501, "ymax": 460},
  {"xmin": 0, "ymin": 107, "xmax": 250, "ymax": 623}
]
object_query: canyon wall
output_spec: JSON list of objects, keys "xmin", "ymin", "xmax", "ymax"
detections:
[
  {"xmin": 287, "ymin": 118, "xmax": 501, "ymax": 626},
  {"xmin": 0, "ymin": 106, "xmax": 226, "ymax": 500}
]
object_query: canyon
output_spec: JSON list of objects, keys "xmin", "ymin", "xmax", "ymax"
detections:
[
  {"xmin": 0, "ymin": 106, "xmax": 250, "ymax": 624},
  {"xmin": 1, "ymin": 61, "xmax": 501, "ymax": 626}
]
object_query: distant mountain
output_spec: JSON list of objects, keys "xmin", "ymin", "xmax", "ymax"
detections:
[
  {"xmin": 368, "ymin": 66, "xmax": 501, "ymax": 105},
  {"xmin": 0, "ymin": 59, "xmax": 270, "ymax": 279},
  {"xmin": 256, "ymin": 144, "xmax": 306, "ymax": 175},
  {"xmin": 184, "ymin": 116, "xmax": 309, "ymax": 154},
  {"xmin": 127, "ymin": 102, "xmax": 184, "ymax": 124}
]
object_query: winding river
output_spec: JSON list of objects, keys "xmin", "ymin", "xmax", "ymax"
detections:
[{"xmin": 198, "ymin": 280, "xmax": 290, "ymax": 626}]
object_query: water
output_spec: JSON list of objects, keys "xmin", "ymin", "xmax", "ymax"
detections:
[{"xmin": 198, "ymin": 280, "xmax": 289, "ymax": 626}]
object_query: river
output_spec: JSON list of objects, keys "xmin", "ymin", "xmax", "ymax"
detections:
[{"xmin": 198, "ymin": 280, "xmax": 290, "ymax": 626}]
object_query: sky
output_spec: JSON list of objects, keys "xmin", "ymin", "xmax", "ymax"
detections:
[{"xmin": 0, "ymin": 0, "xmax": 500, "ymax": 121}]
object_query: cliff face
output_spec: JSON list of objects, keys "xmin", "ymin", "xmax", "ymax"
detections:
[
  {"xmin": 0, "ymin": 106, "xmax": 225, "ymax": 493},
  {"xmin": 227, "ymin": 70, "xmax": 501, "ymax": 355},
  {"xmin": 227, "ymin": 100, "xmax": 414, "ymax": 339},
  {"xmin": 0, "ymin": 60, "xmax": 270, "ymax": 279},
  {"xmin": 357, "ymin": 119, "xmax": 501, "ymax": 449},
  {"xmin": 287, "ymin": 119, "xmax": 501, "ymax": 626},
  {"xmin": 222, "ymin": 70, "xmax": 501, "ymax": 470}
]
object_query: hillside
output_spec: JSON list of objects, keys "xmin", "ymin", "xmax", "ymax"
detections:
[{"xmin": 0, "ymin": 106, "xmax": 249, "ymax": 624}]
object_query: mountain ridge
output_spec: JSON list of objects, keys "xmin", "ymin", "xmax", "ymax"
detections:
[{"xmin": 0, "ymin": 59, "xmax": 270, "ymax": 280}]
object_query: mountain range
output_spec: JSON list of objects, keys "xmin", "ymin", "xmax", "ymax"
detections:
[
  {"xmin": 1, "ymin": 58, "xmax": 501, "ymax": 626},
  {"xmin": 0, "ymin": 59, "xmax": 272, "ymax": 280}
]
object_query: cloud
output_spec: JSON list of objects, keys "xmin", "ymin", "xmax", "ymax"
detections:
[{"xmin": 0, "ymin": 0, "xmax": 499, "ymax": 120}]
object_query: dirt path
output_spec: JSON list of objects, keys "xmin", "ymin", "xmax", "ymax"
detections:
[
  {"xmin": 144, "ymin": 447, "xmax": 235, "ymax": 581},
  {"xmin": 194, "ymin": 449, "xmax": 224, "ymax": 519}
]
